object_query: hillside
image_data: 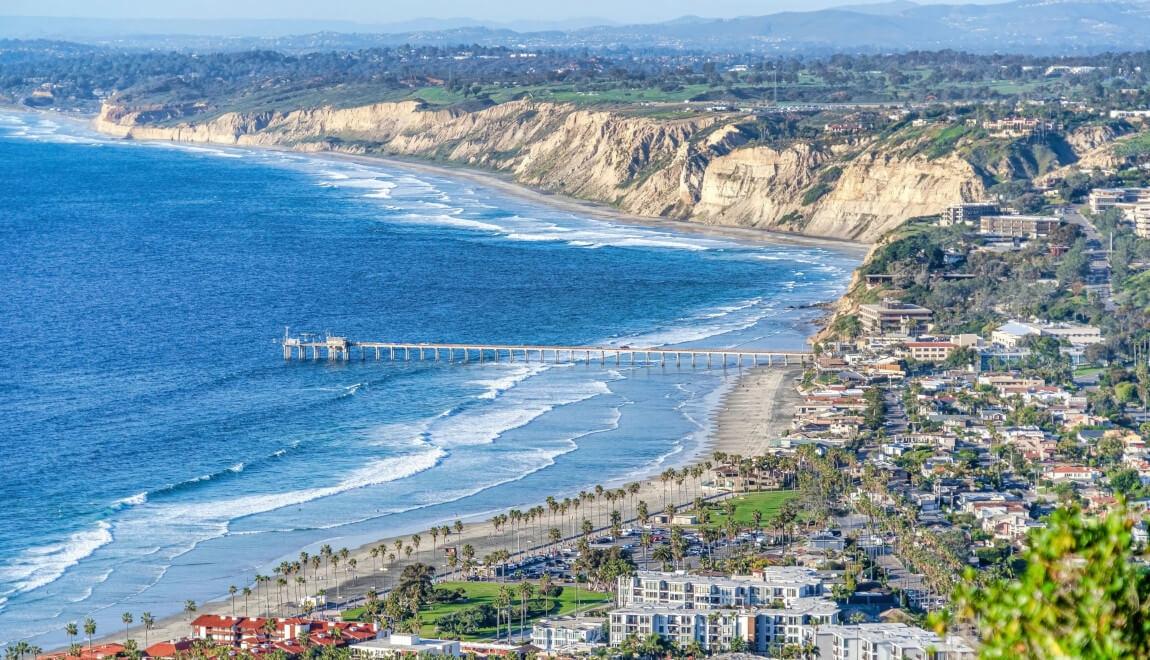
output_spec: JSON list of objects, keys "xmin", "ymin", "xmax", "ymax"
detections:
[{"xmin": 95, "ymin": 99, "xmax": 1004, "ymax": 243}]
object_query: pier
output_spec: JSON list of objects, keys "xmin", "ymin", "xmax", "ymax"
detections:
[{"xmin": 280, "ymin": 334, "xmax": 814, "ymax": 368}]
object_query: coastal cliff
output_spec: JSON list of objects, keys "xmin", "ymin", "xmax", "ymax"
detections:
[{"xmin": 95, "ymin": 100, "xmax": 987, "ymax": 243}]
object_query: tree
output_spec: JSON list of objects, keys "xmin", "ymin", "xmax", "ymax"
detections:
[
  {"xmin": 83, "ymin": 618, "xmax": 96, "ymax": 651},
  {"xmin": 140, "ymin": 613, "xmax": 155, "ymax": 649},
  {"xmin": 1108, "ymin": 468, "xmax": 1142, "ymax": 497},
  {"xmin": 121, "ymin": 612, "xmax": 133, "ymax": 642},
  {"xmin": 935, "ymin": 504, "xmax": 1150, "ymax": 658},
  {"xmin": 183, "ymin": 600, "xmax": 197, "ymax": 620},
  {"xmin": 398, "ymin": 562, "xmax": 436, "ymax": 607}
]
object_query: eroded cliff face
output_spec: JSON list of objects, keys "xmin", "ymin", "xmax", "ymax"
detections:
[{"xmin": 95, "ymin": 100, "xmax": 986, "ymax": 243}]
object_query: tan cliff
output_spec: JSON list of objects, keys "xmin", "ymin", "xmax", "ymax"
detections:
[{"xmin": 95, "ymin": 100, "xmax": 987, "ymax": 243}]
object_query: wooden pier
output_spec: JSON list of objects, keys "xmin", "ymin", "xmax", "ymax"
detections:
[{"xmin": 280, "ymin": 335, "xmax": 814, "ymax": 368}]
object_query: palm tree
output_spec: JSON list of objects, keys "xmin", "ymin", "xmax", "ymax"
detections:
[
  {"xmin": 517, "ymin": 580, "xmax": 534, "ymax": 638},
  {"xmin": 140, "ymin": 612, "xmax": 155, "ymax": 649},
  {"xmin": 183, "ymin": 600, "xmax": 197, "ymax": 620},
  {"xmin": 121, "ymin": 612, "xmax": 133, "ymax": 642},
  {"xmin": 83, "ymin": 618, "xmax": 96, "ymax": 651},
  {"xmin": 64, "ymin": 622, "xmax": 78, "ymax": 650},
  {"xmin": 242, "ymin": 586, "xmax": 252, "ymax": 616}
]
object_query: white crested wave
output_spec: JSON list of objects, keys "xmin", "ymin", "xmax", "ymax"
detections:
[
  {"xmin": 0, "ymin": 521, "xmax": 113, "ymax": 599},
  {"xmin": 467, "ymin": 364, "xmax": 548, "ymax": 400},
  {"xmin": 430, "ymin": 378, "xmax": 612, "ymax": 447}
]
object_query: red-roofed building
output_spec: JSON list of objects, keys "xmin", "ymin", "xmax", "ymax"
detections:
[
  {"xmin": 191, "ymin": 614, "xmax": 243, "ymax": 645},
  {"xmin": 144, "ymin": 640, "xmax": 196, "ymax": 659},
  {"xmin": 40, "ymin": 644, "xmax": 129, "ymax": 660}
]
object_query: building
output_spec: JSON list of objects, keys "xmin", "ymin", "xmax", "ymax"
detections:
[
  {"xmin": 904, "ymin": 341, "xmax": 958, "ymax": 362},
  {"xmin": 350, "ymin": 634, "xmax": 461, "ymax": 658},
  {"xmin": 978, "ymin": 214, "xmax": 1062, "ymax": 239},
  {"xmin": 992, "ymin": 320, "xmax": 1102, "ymax": 348},
  {"xmin": 814, "ymin": 623, "xmax": 976, "ymax": 660},
  {"xmin": 857, "ymin": 300, "xmax": 934, "ymax": 337},
  {"xmin": 1133, "ymin": 204, "xmax": 1150, "ymax": 239},
  {"xmin": 532, "ymin": 617, "xmax": 605, "ymax": 652},
  {"xmin": 942, "ymin": 202, "xmax": 1000, "ymax": 227},
  {"xmin": 617, "ymin": 568, "xmax": 826, "ymax": 609},
  {"xmin": 1088, "ymin": 187, "xmax": 1150, "ymax": 214},
  {"xmin": 610, "ymin": 599, "xmax": 840, "ymax": 654}
]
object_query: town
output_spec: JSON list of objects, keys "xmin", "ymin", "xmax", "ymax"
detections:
[{"xmin": 16, "ymin": 93, "xmax": 1150, "ymax": 659}]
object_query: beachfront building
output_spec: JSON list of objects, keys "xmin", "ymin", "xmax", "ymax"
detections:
[
  {"xmin": 609, "ymin": 599, "xmax": 840, "ymax": 654},
  {"xmin": 941, "ymin": 202, "xmax": 1000, "ymax": 227},
  {"xmin": 350, "ymin": 634, "xmax": 461, "ymax": 658},
  {"xmin": 857, "ymin": 299, "xmax": 933, "ymax": 337},
  {"xmin": 189, "ymin": 615, "xmax": 376, "ymax": 651},
  {"xmin": 814, "ymin": 623, "xmax": 976, "ymax": 660},
  {"xmin": 977, "ymin": 214, "xmax": 1062, "ymax": 239},
  {"xmin": 617, "ymin": 568, "xmax": 825, "ymax": 609},
  {"xmin": 531, "ymin": 617, "xmax": 606, "ymax": 652}
]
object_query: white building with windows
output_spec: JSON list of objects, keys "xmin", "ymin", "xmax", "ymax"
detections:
[
  {"xmin": 617, "ymin": 568, "xmax": 826, "ymax": 609},
  {"xmin": 609, "ymin": 598, "xmax": 840, "ymax": 654},
  {"xmin": 814, "ymin": 623, "xmax": 976, "ymax": 660},
  {"xmin": 531, "ymin": 617, "xmax": 605, "ymax": 652}
]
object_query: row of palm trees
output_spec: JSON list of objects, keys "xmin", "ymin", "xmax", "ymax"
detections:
[
  {"xmin": 55, "ymin": 611, "xmax": 156, "ymax": 659},
  {"xmin": 143, "ymin": 452, "xmax": 799, "ymax": 628}
]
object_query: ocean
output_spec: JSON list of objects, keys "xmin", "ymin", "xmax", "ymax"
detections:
[{"xmin": 0, "ymin": 110, "xmax": 859, "ymax": 646}]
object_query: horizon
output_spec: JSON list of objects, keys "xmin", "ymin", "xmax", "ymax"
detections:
[{"xmin": 0, "ymin": 0, "xmax": 1012, "ymax": 29}]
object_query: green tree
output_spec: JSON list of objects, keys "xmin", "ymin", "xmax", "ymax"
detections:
[{"xmin": 935, "ymin": 504, "xmax": 1150, "ymax": 658}]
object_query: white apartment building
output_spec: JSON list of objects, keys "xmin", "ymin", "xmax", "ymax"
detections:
[
  {"xmin": 531, "ymin": 617, "xmax": 605, "ymax": 652},
  {"xmin": 617, "ymin": 568, "xmax": 826, "ymax": 609},
  {"xmin": 610, "ymin": 598, "xmax": 840, "ymax": 654},
  {"xmin": 814, "ymin": 623, "xmax": 976, "ymax": 660}
]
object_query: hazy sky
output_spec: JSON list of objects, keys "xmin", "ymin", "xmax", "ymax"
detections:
[{"xmin": 1, "ymin": 0, "xmax": 1005, "ymax": 24}]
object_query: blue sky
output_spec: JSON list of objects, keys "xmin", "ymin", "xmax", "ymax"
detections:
[{"xmin": 1, "ymin": 0, "xmax": 1006, "ymax": 23}]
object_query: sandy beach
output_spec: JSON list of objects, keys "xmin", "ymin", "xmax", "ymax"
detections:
[
  {"xmin": 96, "ymin": 365, "xmax": 802, "ymax": 648},
  {"xmin": 324, "ymin": 151, "xmax": 869, "ymax": 257}
]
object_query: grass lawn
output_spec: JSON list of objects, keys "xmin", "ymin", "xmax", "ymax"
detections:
[
  {"xmin": 416, "ymin": 581, "xmax": 611, "ymax": 639},
  {"xmin": 702, "ymin": 490, "xmax": 800, "ymax": 527}
]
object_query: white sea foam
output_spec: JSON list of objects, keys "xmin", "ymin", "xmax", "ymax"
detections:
[
  {"xmin": 0, "ymin": 521, "xmax": 113, "ymax": 598},
  {"xmin": 111, "ymin": 492, "xmax": 149, "ymax": 509},
  {"xmin": 467, "ymin": 364, "xmax": 548, "ymax": 400},
  {"xmin": 430, "ymin": 378, "xmax": 612, "ymax": 447}
]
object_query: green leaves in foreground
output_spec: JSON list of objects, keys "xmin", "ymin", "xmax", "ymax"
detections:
[{"xmin": 933, "ymin": 503, "xmax": 1150, "ymax": 659}]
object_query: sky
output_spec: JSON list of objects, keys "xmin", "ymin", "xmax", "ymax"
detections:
[{"xmin": 1, "ymin": 0, "xmax": 1006, "ymax": 24}]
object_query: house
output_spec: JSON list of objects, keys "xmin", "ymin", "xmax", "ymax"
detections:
[
  {"xmin": 350, "ymin": 634, "xmax": 461, "ymax": 658},
  {"xmin": 1044, "ymin": 465, "xmax": 1103, "ymax": 484}
]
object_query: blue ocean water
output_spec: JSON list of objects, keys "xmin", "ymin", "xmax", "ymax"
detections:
[{"xmin": 0, "ymin": 111, "xmax": 859, "ymax": 645}]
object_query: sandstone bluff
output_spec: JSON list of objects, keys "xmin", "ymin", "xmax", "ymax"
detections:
[{"xmin": 95, "ymin": 99, "xmax": 988, "ymax": 243}]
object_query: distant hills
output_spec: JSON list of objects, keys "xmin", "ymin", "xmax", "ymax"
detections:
[{"xmin": 5, "ymin": 0, "xmax": 1150, "ymax": 54}]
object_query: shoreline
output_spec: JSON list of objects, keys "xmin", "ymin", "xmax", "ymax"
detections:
[
  {"xmin": 1, "ymin": 105, "xmax": 869, "ymax": 256},
  {"xmin": 3, "ymin": 109, "xmax": 848, "ymax": 649},
  {"xmin": 323, "ymin": 151, "xmax": 870, "ymax": 257},
  {"xmin": 95, "ymin": 365, "xmax": 803, "ymax": 649}
]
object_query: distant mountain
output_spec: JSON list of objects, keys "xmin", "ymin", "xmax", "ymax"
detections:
[{"xmin": 3, "ymin": 1, "xmax": 1150, "ymax": 53}]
